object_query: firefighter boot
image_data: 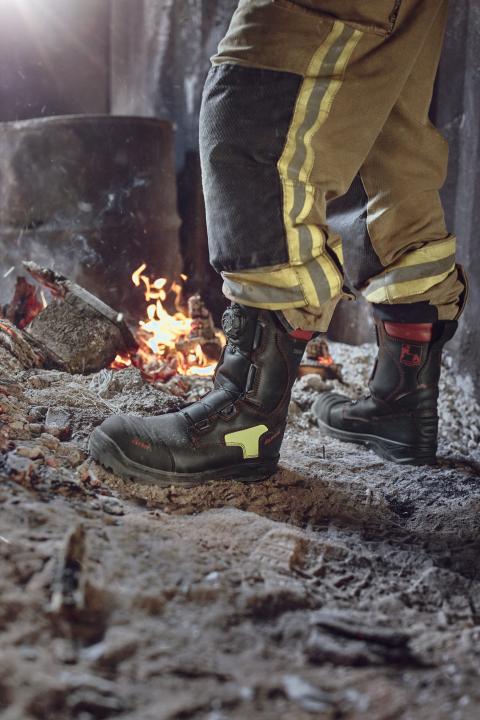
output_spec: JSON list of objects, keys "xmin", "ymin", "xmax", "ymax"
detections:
[
  {"xmin": 312, "ymin": 320, "xmax": 458, "ymax": 465},
  {"xmin": 89, "ymin": 303, "xmax": 308, "ymax": 486}
]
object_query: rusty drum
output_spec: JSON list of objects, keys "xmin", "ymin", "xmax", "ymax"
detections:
[{"xmin": 0, "ymin": 115, "xmax": 182, "ymax": 316}]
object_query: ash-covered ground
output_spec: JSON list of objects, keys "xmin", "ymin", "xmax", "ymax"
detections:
[{"xmin": 1, "ymin": 342, "xmax": 479, "ymax": 720}]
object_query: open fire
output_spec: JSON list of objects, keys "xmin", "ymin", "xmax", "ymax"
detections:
[
  {"xmin": 1, "ymin": 261, "xmax": 342, "ymax": 386},
  {"xmin": 111, "ymin": 264, "xmax": 223, "ymax": 382}
]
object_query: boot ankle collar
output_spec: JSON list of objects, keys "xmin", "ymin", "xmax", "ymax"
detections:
[{"xmin": 384, "ymin": 322, "xmax": 433, "ymax": 343}]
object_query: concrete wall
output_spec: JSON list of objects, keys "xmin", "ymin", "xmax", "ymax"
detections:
[
  {"xmin": 435, "ymin": 1, "xmax": 480, "ymax": 397},
  {"xmin": 110, "ymin": 0, "xmax": 236, "ymax": 167}
]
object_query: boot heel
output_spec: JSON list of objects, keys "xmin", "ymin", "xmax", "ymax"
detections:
[{"xmin": 374, "ymin": 437, "xmax": 437, "ymax": 466}]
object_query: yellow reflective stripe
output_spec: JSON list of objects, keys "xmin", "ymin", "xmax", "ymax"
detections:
[
  {"xmin": 222, "ymin": 252, "xmax": 344, "ymax": 311},
  {"xmin": 224, "ymin": 425, "xmax": 268, "ymax": 459},
  {"xmin": 274, "ymin": 19, "xmax": 359, "ymax": 310},
  {"xmin": 278, "ymin": 22, "xmax": 343, "ymax": 185},
  {"xmin": 389, "ymin": 236, "xmax": 456, "ymax": 269},
  {"xmin": 321, "ymin": 254, "xmax": 344, "ymax": 297},
  {"xmin": 297, "ymin": 263, "xmax": 322, "ymax": 307},
  {"xmin": 280, "ymin": 180, "xmax": 300, "ymax": 263},
  {"xmin": 299, "ymin": 28, "xmax": 362, "ymax": 186},
  {"xmin": 364, "ymin": 236, "xmax": 457, "ymax": 303},
  {"xmin": 365, "ymin": 268, "xmax": 455, "ymax": 303},
  {"xmin": 222, "ymin": 267, "xmax": 307, "ymax": 310},
  {"xmin": 296, "ymin": 184, "xmax": 315, "ymax": 224},
  {"xmin": 277, "ymin": 22, "xmax": 345, "ymax": 264},
  {"xmin": 224, "ymin": 266, "xmax": 303, "ymax": 290},
  {"xmin": 296, "ymin": 218, "xmax": 325, "ymax": 259},
  {"xmin": 302, "ymin": 254, "xmax": 340, "ymax": 304}
]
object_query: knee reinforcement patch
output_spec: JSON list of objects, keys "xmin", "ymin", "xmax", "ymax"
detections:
[{"xmin": 199, "ymin": 64, "xmax": 302, "ymax": 273}]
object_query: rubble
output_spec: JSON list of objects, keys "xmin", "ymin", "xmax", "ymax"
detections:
[
  {"xmin": 50, "ymin": 524, "xmax": 87, "ymax": 616},
  {"xmin": 1, "ymin": 336, "xmax": 480, "ymax": 718},
  {"xmin": 1, "ymin": 263, "xmax": 479, "ymax": 719},
  {"xmin": 305, "ymin": 610, "xmax": 419, "ymax": 667}
]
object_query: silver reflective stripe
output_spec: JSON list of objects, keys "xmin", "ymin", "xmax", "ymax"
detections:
[
  {"xmin": 222, "ymin": 277, "xmax": 305, "ymax": 306},
  {"xmin": 308, "ymin": 256, "xmax": 337, "ymax": 304},
  {"xmin": 366, "ymin": 254, "xmax": 456, "ymax": 295}
]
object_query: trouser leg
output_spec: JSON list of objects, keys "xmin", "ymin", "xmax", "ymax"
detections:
[
  {"xmin": 357, "ymin": 1, "xmax": 466, "ymax": 321},
  {"xmin": 308, "ymin": 1, "xmax": 463, "ymax": 463},
  {"xmin": 200, "ymin": 0, "xmax": 464, "ymax": 332}
]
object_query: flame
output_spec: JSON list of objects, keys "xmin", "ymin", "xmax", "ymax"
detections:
[
  {"xmin": 112, "ymin": 353, "xmax": 131, "ymax": 368},
  {"xmin": 112, "ymin": 264, "xmax": 218, "ymax": 381},
  {"xmin": 317, "ymin": 355, "xmax": 334, "ymax": 366}
]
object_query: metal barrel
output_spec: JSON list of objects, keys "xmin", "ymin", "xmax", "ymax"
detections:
[{"xmin": 0, "ymin": 115, "xmax": 182, "ymax": 317}]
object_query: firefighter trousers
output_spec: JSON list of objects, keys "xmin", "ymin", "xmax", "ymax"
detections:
[{"xmin": 199, "ymin": 0, "xmax": 467, "ymax": 331}]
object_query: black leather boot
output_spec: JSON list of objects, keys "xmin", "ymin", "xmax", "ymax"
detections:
[
  {"xmin": 312, "ymin": 319, "xmax": 457, "ymax": 465},
  {"xmin": 89, "ymin": 304, "xmax": 307, "ymax": 486}
]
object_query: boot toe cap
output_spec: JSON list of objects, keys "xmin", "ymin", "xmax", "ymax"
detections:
[
  {"xmin": 312, "ymin": 392, "xmax": 350, "ymax": 428},
  {"xmin": 90, "ymin": 414, "xmax": 175, "ymax": 473}
]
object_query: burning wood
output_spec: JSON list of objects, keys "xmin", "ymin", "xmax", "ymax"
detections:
[
  {"xmin": 23, "ymin": 260, "xmax": 137, "ymax": 353},
  {"xmin": 111, "ymin": 264, "xmax": 224, "ymax": 383},
  {"xmin": 0, "ymin": 261, "xmax": 224, "ymax": 385},
  {"xmin": 1, "ymin": 261, "xmax": 341, "ymax": 388},
  {"xmin": 299, "ymin": 337, "xmax": 343, "ymax": 381},
  {"xmin": 0, "ymin": 262, "xmax": 137, "ymax": 375}
]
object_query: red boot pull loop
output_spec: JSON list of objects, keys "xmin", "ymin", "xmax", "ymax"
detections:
[
  {"xmin": 290, "ymin": 329, "xmax": 315, "ymax": 341},
  {"xmin": 384, "ymin": 322, "xmax": 433, "ymax": 343}
]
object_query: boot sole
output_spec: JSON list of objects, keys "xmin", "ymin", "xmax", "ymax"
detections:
[
  {"xmin": 89, "ymin": 428, "xmax": 279, "ymax": 488},
  {"xmin": 315, "ymin": 418, "xmax": 437, "ymax": 466}
]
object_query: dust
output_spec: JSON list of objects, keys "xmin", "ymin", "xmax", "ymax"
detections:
[{"xmin": 1, "ymin": 343, "xmax": 479, "ymax": 719}]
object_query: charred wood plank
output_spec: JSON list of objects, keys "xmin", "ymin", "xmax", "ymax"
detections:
[
  {"xmin": 0, "ymin": 319, "xmax": 47, "ymax": 372},
  {"xmin": 20, "ymin": 262, "xmax": 137, "ymax": 374}
]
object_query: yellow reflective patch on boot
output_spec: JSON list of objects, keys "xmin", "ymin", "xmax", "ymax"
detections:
[{"xmin": 224, "ymin": 425, "xmax": 269, "ymax": 460}]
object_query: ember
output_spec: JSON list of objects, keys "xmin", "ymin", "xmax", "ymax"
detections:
[
  {"xmin": 112, "ymin": 264, "xmax": 223, "ymax": 383},
  {"xmin": 3, "ymin": 276, "xmax": 44, "ymax": 329}
]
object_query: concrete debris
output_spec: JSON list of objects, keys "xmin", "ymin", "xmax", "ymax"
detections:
[
  {"xmin": 44, "ymin": 407, "xmax": 72, "ymax": 440},
  {"xmin": 0, "ymin": 342, "xmax": 479, "ymax": 719},
  {"xmin": 305, "ymin": 613, "xmax": 419, "ymax": 668},
  {"xmin": 281, "ymin": 674, "xmax": 337, "ymax": 714}
]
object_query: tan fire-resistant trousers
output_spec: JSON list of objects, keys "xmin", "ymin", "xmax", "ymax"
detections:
[{"xmin": 200, "ymin": 0, "xmax": 466, "ymax": 331}]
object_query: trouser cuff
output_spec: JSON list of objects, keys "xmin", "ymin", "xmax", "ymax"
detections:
[{"xmin": 274, "ymin": 302, "xmax": 339, "ymax": 335}]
